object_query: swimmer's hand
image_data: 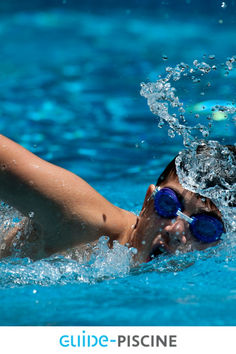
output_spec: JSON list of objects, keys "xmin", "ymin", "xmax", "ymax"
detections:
[{"xmin": 127, "ymin": 184, "xmax": 171, "ymax": 264}]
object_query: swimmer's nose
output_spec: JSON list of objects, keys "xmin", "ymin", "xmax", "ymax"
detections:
[{"xmin": 163, "ymin": 218, "xmax": 187, "ymax": 245}]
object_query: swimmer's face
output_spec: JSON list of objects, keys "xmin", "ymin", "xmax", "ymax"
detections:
[{"xmin": 130, "ymin": 176, "xmax": 223, "ymax": 263}]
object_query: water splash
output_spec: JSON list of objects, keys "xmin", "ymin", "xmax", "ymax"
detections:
[
  {"xmin": 0, "ymin": 236, "xmax": 136, "ymax": 287},
  {"xmin": 140, "ymin": 57, "xmax": 236, "ymax": 146},
  {"xmin": 140, "ymin": 57, "xmax": 236, "ymax": 233},
  {"xmin": 175, "ymin": 140, "xmax": 236, "ymax": 233},
  {"xmin": 2, "ymin": 232, "xmax": 235, "ymax": 288}
]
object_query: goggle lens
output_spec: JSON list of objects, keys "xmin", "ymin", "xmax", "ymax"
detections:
[
  {"xmin": 154, "ymin": 188, "xmax": 182, "ymax": 218},
  {"xmin": 190, "ymin": 214, "xmax": 224, "ymax": 243}
]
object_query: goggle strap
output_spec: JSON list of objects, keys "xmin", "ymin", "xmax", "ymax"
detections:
[{"xmin": 176, "ymin": 209, "xmax": 194, "ymax": 224}]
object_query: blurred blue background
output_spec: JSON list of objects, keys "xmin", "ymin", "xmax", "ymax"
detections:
[{"xmin": 0, "ymin": 0, "xmax": 235, "ymax": 186}]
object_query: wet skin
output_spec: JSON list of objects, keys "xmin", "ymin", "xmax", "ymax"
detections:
[{"xmin": 126, "ymin": 177, "xmax": 223, "ymax": 264}]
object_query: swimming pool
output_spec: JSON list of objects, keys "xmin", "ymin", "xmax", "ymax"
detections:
[{"xmin": 0, "ymin": 1, "xmax": 235, "ymax": 326}]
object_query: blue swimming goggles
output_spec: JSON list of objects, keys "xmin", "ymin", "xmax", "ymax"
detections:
[{"xmin": 153, "ymin": 187, "xmax": 224, "ymax": 243}]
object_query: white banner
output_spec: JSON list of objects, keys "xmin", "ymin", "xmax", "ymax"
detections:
[{"xmin": 0, "ymin": 326, "xmax": 235, "ymax": 354}]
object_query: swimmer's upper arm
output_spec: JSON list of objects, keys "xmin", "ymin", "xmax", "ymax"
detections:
[{"xmin": 0, "ymin": 135, "xmax": 112, "ymax": 252}]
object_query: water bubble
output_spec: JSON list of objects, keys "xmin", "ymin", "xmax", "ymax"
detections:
[
  {"xmin": 198, "ymin": 62, "xmax": 211, "ymax": 73},
  {"xmin": 225, "ymin": 57, "xmax": 235, "ymax": 71},
  {"xmin": 15, "ymin": 231, "xmax": 21, "ymax": 240},
  {"xmin": 0, "ymin": 243, "xmax": 6, "ymax": 250},
  {"xmin": 168, "ymin": 129, "xmax": 175, "ymax": 138},
  {"xmin": 158, "ymin": 120, "xmax": 165, "ymax": 128},
  {"xmin": 165, "ymin": 66, "xmax": 173, "ymax": 73},
  {"xmin": 130, "ymin": 247, "xmax": 138, "ymax": 255},
  {"xmin": 202, "ymin": 130, "xmax": 209, "ymax": 138}
]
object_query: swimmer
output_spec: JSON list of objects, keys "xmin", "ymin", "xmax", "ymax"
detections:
[{"xmin": 0, "ymin": 134, "xmax": 235, "ymax": 263}]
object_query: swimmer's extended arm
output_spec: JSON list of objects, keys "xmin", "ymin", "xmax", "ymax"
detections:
[{"xmin": 0, "ymin": 135, "xmax": 132, "ymax": 255}]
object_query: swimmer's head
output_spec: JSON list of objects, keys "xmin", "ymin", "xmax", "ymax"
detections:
[{"xmin": 129, "ymin": 144, "xmax": 235, "ymax": 263}]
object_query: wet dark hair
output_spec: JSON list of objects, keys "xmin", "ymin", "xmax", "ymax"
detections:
[
  {"xmin": 156, "ymin": 144, "xmax": 236, "ymax": 209},
  {"xmin": 156, "ymin": 156, "xmax": 176, "ymax": 186}
]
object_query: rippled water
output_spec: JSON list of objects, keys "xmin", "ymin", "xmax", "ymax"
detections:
[
  {"xmin": 0, "ymin": 5, "xmax": 235, "ymax": 325},
  {"xmin": 1, "ymin": 239, "xmax": 236, "ymax": 325}
]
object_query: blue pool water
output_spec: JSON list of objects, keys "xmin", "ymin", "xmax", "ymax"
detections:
[{"xmin": 0, "ymin": 1, "xmax": 236, "ymax": 325}]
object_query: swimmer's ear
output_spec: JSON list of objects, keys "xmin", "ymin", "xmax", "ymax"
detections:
[{"xmin": 141, "ymin": 184, "xmax": 156, "ymax": 212}]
